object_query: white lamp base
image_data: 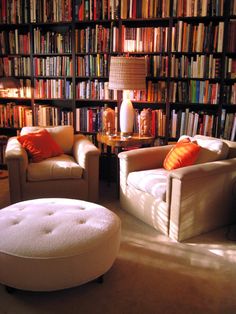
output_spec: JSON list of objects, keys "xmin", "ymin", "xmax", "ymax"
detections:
[{"xmin": 119, "ymin": 98, "xmax": 134, "ymax": 137}]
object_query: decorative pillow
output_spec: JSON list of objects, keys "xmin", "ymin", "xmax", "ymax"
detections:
[
  {"xmin": 163, "ymin": 138, "xmax": 201, "ymax": 170},
  {"xmin": 17, "ymin": 129, "xmax": 63, "ymax": 162},
  {"xmin": 178, "ymin": 135, "xmax": 229, "ymax": 164}
]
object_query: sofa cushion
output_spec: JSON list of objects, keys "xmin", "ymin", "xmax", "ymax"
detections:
[
  {"xmin": 21, "ymin": 125, "xmax": 74, "ymax": 154},
  {"xmin": 127, "ymin": 168, "xmax": 168, "ymax": 200},
  {"xmin": 27, "ymin": 154, "xmax": 83, "ymax": 181},
  {"xmin": 18, "ymin": 129, "xmax": 63, "ymax": 163},
  {"xmin": 179, "ymin": 135, "xmax": 229, "ymax": 163},
  {"xmin": 163, "ymin": 138, "xmax": 201, "ymax": 170}
]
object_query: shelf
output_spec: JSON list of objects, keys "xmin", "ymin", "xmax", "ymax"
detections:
[{"xmin": 0, "ymin": 0, "xmax": 235, "ymax": 141}]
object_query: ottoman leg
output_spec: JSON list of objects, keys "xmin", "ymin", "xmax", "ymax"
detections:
[
  {"xmin": 96, "ymin": 275, "xmax": 104, "ymax": 284},
  {"xmin": 5, "ymin": 285, "xmax": 17, "ymax": 294}
]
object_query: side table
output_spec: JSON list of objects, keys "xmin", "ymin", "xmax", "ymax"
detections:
[{"xmin": 97, "ymin": 133, "xmax": 155, "ymax": 197}]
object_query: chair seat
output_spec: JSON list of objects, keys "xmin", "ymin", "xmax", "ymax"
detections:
[
  {"xmin": 27, "ymin": 154, "xmax": 83, "ymax": 181},
  {"xmin": 127, "ymin": 168, "xmax": 168, "ymax": 200}
]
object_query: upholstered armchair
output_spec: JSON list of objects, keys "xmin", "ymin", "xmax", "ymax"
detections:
[
  {"xmin": 118, "ymin": 135, "xmax": 236, "ymax": 241},
  {"xmin": 5, "ymin": 126, "xmax": 100, "ymax": 204}
]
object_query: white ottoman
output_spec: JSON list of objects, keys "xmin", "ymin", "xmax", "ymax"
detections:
[{"xmin": 0, "ymin": 198, "xmax": 121, "ymax": 291}]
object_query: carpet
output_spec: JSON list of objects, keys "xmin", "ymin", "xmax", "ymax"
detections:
[{"xmin": 0, "ymin": 178, "xmax": 236, "ymax": 314}]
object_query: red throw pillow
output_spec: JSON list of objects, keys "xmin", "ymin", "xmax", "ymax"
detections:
[
  {"xmin": 163, "ymin": 138, "xmax": 201, "ymax": 170},
  {"xmin": 17, "ymin": 129, "xmax": 63, "ymax": 162}
]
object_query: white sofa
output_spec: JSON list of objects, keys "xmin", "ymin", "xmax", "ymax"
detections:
[
  {"xmin": 5, "ymin": 126, "xmax": 100, "ymax": 203},
  {"xmin": 118, "ymin": 135, "xmax": 236, "ymax": 241}
]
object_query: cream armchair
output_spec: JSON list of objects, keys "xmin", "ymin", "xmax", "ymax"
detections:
[
  {"xmin": 5, "ymin": 126, "xmax": 100, "ymax": 204},
  {"xmin": 118, "ymin": 135, "xmax": 236, "ymax": 241}
]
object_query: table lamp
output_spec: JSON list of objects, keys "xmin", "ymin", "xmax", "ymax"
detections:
[{"xmin": 108, "ymin": 56, "xmax": 146, "ymax": 137}]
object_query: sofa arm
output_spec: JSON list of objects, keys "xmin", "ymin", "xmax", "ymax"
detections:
[
  {"xmin": 168, "ymin": 158, "xmax": 236, "ymax": 241},
  {"xmin": 118, "ymin": 145, "xmax": 173, "ymax": 174}
]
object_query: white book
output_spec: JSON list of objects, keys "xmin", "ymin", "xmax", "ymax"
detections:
[
  {"xmin": 217, "ymin": 22, "xmax": 224, "ymax": 53},
  {"xmin": 230, "ymin": 114, "xmax": 236, "ymax": 141},
  {"xmin": 192, "ymin": 112, "xmax": 199, "ymax": 136},
  {"xmin": 180, "ymin": 112, "xmax": 186, "ymax": 136},
  {"xmin": 76, "ymin": 108, "xmax": 80, "ymax": 132}
]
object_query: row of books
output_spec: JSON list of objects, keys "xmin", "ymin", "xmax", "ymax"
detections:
[
  {"xmin": 75, "ymin": 25, "xmax": 119, "ymax": 53},
  {"xmin": 76, "ymin": 54, "xmax": 109, "ymax": 77},
  {"xmin": 221, "ymin": 110, "xmax": 236, "ymax": 141},
  {"xmin": 0, "ymin": 102, "xmax": 32, "ymax": 128},
  {"xmin": 34, "ymin": 56, "xmax": 73, "ymax": 77},
  {"xmin": 173, "ymin": 0, "xmax": 224, "ymax": 17},
  {"xmin": 0, "ymin": 0, "xmax": 29, "ymax": 24},
  {"xmin": 169, "ymin": 108, "xmax": 218, "ymax": 138},
  {"xmin": 75, "ymin": 0, "xmax": 119, "ymax": 21},
  {"xmin": 0, "ymin": 56, "xmax": 31, "ymax": 76},
  {"xmin": 169, "ymin": 81, "xmax": 220, "ymax": 104},
  {"xmin": 223, "ymin": 83, "xmax": 236, "ymax": 105},
  {"xmin": 75, "ymin": 106, "xmax": 105, "ymax": 132},
  {"xmin": 34, "ymin": 104, "xmax": 73, "ymax": 127},
  {"xmin": 225, "ymin": 58, "xmax": 236, "ymax": 79},
  {"xmin": 0, "ymin": 79, "xmax": 31, "ymax": 98},
  {"xmin": 75, "ymin": 79, "xmax": 221, "ymax": 104},
  {"xmin": 33, "ymin": 28, "xmax": 72, "ymax": 54},
  {"xmin": 146, "ymin": 55, "xmax": 168, "ymax": 78},
  {"xmin": 0, "ymin": 30, "xmax": 30, "ymax": 54},
  {"xmin": 76, "ymin": 80, "xmax": 117, "ymax": 100},
  {"xmin": 1, "ymin": 0, "xmax": 228, "ymax": 25},
  {"xmin": 34, "ymin": 79, "xmax": 73, "ymax": 99},
  {"xmin": 170, "ymin": 55, "xmax": 221, "ymax": 79},
  {"xmin": 227, "ymin": 20, "xmax": 236, "ymax": 53},
  {"xmin": 171, "ymin": 21, "xmax": 224, "ymax": 53},
  {"xmin": 120, "ymin": 0, "xmax": 171, "ymax": 19},
  {"xmin": 170, "ymin": 108, "xmax": 236, "ymax": 141},
  {"xmin": 122, "ymin": 26, "xmax": 169, "ymax": 53},
  {"xmin": 230, "ymin": 0, "xmax": 236, "ymax": 15},
  {"xmin": 30, "ymin": 0, "xmax": 72, "ymax": 23}
]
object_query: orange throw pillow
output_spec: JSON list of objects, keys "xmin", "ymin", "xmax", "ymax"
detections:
[
  {"xmin": 163, "ymin": 138, "xmax": 200, "ymax": 170},
  {"xmin": 17, "ymin": 129, "xmax": 63, "ymax": 162}
]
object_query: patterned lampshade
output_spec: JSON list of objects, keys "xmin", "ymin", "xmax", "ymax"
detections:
[{"xmin": 108, "ymin": 56, "xmax": 146, "ymax": 91}]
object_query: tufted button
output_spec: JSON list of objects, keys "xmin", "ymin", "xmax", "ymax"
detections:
[
  {"xmin": 47, "ymin": 212, "xmax": 54, "ymax": 216},
  {"xmin": 12, "ymin": 220, "xmax": 20, "ymax": 225},
  {"xmin": 44, "ymin": 229, "xmax": 53, "ymax": 234},
  {"xmin": 77, "ymin": 219, "xmax": 86, "ymax": 224},
  {"xmin": 76, "ymin": 206, "xmax": 85, "ymax": 210}
]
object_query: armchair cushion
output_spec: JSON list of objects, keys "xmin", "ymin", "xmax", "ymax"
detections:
[
  {"xmin": 127, "ymin": 168, "xmax": 168, "ymax": 200},
  {"xmin": 27, "ymin": 154, "xmax": 83, "ymax": 181},
  {"xmin": 17, "ymin": 129, "xmax": 63, "ymax": 162}
]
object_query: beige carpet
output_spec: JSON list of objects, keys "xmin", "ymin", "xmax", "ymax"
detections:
[{"xmin": 0, "ymin": 178, "xmax": 236, "ymax": 314}]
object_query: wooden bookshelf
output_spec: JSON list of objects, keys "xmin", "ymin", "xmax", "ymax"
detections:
[{"xmin": 0, "ymin": 0, "xmax": 235, "ymax": 141}]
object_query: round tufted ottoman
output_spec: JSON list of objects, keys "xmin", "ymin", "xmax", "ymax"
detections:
[{"xmin": 0, "ymin": 198, "xmax": 121, "ymax": 292}]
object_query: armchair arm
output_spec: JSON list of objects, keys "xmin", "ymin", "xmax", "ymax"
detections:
[
  {"xmin": 5, "ymin": 137, "xmax": 29, "ymax": 172},
  {"xmin": 118, "ymin": 145, "xmax": 173, "ymax": 174},
  {"xmin": 73, "ymin": 134, "xmax": 100, "ymax": 168},
  {"xmin": 73, "ymin": 134, "xmax": 100, "ymax": 202},
  {"xmin": 168, "ymin": 158, "xmax": 236, "ymax": 241},
  {"xmin": 5, "ymin": 137, "xmax": 29, "ymax": 203}
]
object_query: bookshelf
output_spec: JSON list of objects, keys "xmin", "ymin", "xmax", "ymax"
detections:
[{"xmin": 0, "ymin": 0, "xmax": 235, "ymax": 142}]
